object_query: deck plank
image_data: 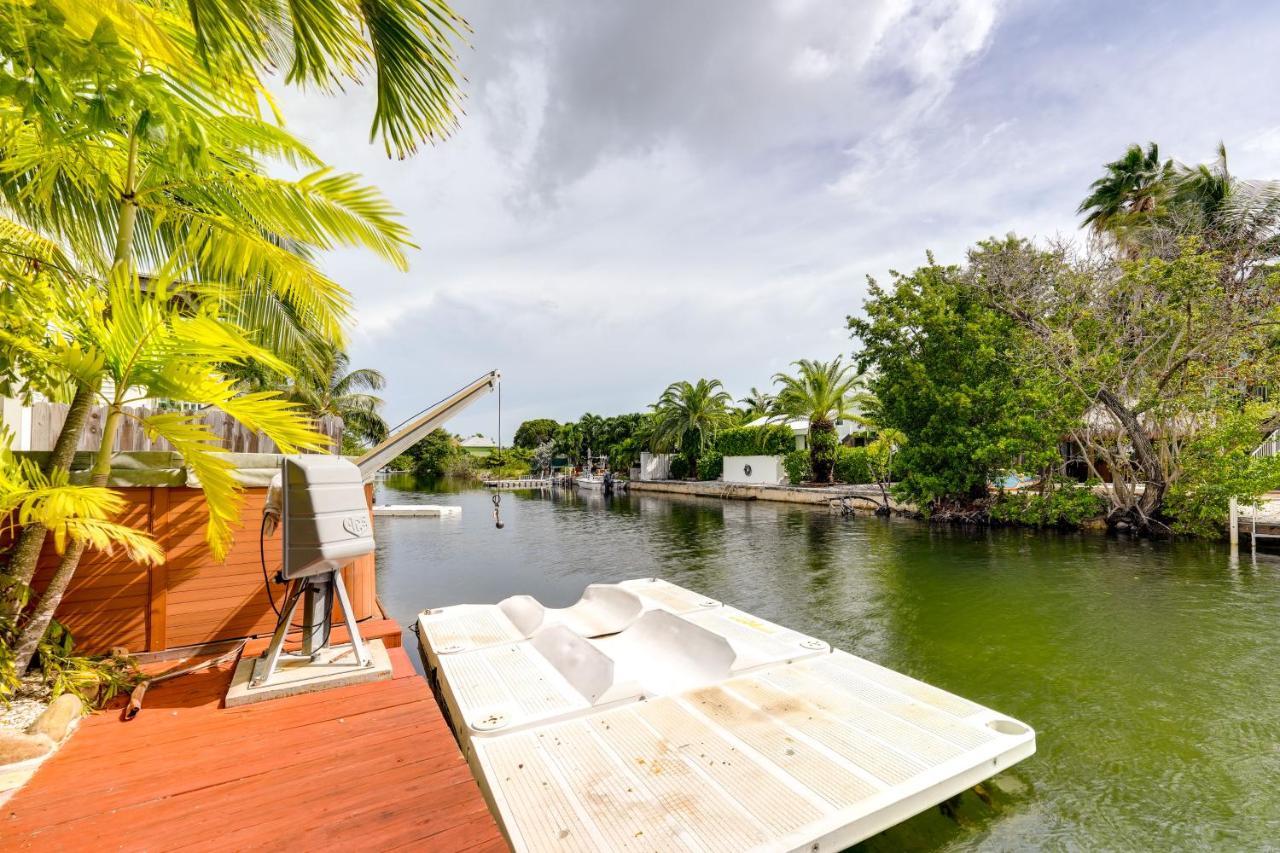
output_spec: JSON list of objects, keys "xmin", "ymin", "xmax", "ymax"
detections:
[{"xmin": 1, "ymin": 630, "xmax": 506, "ymax": 852}]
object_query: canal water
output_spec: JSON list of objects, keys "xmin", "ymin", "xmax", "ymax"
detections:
[{"xmin": 373, "ymin": 474, "xmax": 1280, "ymax": 851}]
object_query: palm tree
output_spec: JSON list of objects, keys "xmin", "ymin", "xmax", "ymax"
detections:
[
  {"xmin": 1172, "ymin": 142, "xmax": 1234, "ymax": 221},
  {"xmin": 554, "ymin": 422, "xmax": 585, "ymax": 466},
  {"xmin": 288, "ymin": 348, "xmax": 390, "ymax": 450},
  {"xmin": 5, "ymin": 269, "xmax": 330, "ymax": 674},
  {"xmin": 44, "ymin": 1, "xmax": 467, "ymax": 159},
  {"xmin": 739, "ymin": 387, "xmax": 776, "ymax": 418},
  {"xmin": 650, "ymin": 379, "xmax": 734, "ymax": 477},
  {"xmin": 1078, "ymin": 142, "xmax": 1174, "ymax": 238},
  {"xmin": 773, "ymin": 358, "xmax": 864, "ymax": 484},
  {"xmin": 0, "ymin": 1, "xmax": 461, "ymax": 674}
]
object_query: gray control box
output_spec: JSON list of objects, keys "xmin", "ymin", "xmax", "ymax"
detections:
[{"xmin": 281, "ymin": 455, "xmax": 374, "ymax": 580}]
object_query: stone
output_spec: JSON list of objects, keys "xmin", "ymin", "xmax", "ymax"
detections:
[
  {"xmin": 0, "ymin": 731, "xmax": 52, "ymax": 765},
  {"xmin": 25, "ymin": 693, "xmax": 84, "ymax": 743}
]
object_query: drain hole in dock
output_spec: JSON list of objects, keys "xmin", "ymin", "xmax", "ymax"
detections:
[{"xmin": 986, "ymin": 718, "xmax": 1029, "ymax": 736}]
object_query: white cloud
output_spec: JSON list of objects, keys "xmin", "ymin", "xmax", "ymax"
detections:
[{"xmin": 271, "ymin": 0, "xmax": 1280, "ymax": 438}]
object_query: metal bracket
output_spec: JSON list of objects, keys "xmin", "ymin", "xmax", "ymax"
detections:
[{"xmin": 251, "ymin": 568, "xmax": 371, "ymax": 687}]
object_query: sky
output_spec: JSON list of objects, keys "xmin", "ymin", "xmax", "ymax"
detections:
[{"xmin": 277, "ymin": 0, "xmax": 1280, "ymax": 441}]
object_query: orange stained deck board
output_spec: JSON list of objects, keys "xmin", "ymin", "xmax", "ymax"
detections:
[{"xmin": 1, "ymin": 624, "xmax": 507, "ymax": 853}]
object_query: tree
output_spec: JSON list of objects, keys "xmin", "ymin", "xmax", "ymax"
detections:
[
  {"xmin": 739, "ymin": 387, "xmax": 776, "ymax": 418},
  {"xmin": 513, "ymin": 419, "xmax": 559, "ymax": 449},
  {"xmin": 0, "ymin": 1, "xmax": 413, "ymax": 587},
  {"xmin": 553, "ymin": 422, "xmax": 584, "ymax": 466},
  {"xmin": 850, "ymin": 253, "xmax": 1074, "ymax": 511},
  {"xmin": 4, "ymin": 270, "xmax": 329, "ymax": 674},
  {"xmin": 1081, "ymin": 141, "xmax": 1280, "ymax": 264},
  {"xmin": 0, "ymin": 0, "xmax": 459, "ymax": 680},
  {"xmin": 287, "ymin": 347, "xmax": 389, "ymax": 450},
  {"xmin": 865, "ymin": 428, "xmax": 905, "ymax": 514},
  {"xmin": 405, "ymin": 429, "xmax": 461, "ymax": 478},
  {"xmin": 772, "ymin": 358, "xmax": 863, "ymax": 484},
  {"xmin": 970, "ymin": 234, "xmax": 1280, "ymax": 532},
  {"xmin": 531, "ymin": 440, "xmax": 555, "ymax": 475},
  {"xmin": 650, "ymin": 379, "xmax": 734, "ymax": 477},
  {"xmin": 1078, "ymin": 142, "xmax": 1174, "ymax": 240},
  {"xmin": 1164, "ymin": 403, "xmax": 1280, "ymax": 537}
]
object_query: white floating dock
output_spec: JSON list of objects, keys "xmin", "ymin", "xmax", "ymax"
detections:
[
  {"xmin": 372, "ymin": 504, "xmax": 460, "ymax": 517},
  {"xmin": 418, "ymin": 578, "xmax": 1035, "ymax": 852}
]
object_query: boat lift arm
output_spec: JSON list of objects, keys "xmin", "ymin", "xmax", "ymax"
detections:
[
  {"xmin": 264, "ymin": 370, "xmax": 500, "ymax": 536},
  {"xmin": 355, "ymin": 369, "xmax": 501, "ymax": 480},
  {"xmin": 246, "ymin": 370, "xmax": 501, "ymax": 693}
]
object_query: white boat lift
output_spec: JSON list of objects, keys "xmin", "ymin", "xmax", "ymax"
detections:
[{"xmin": 418, "ymin": 578, "xmax": 1035, "ymax": 852}]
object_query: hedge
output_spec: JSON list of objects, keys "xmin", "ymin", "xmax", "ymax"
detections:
[
  {"xmin": 783, "ymin": 449, "xmax": 811, "ymax": 484},
  {"xmin": 697, "ymin": 450, "xmax": 724, "ymax": 481},
  {"xmin": 834, "ymin": 446, "xmax": 873, "ymax": 484},
  {"xmin": 669, "ymin": 455, "xmax": 691, "ymax": 479},
  {"xmin": 715, "ymin": 425, "xmax": 794, "ymax": 457}
]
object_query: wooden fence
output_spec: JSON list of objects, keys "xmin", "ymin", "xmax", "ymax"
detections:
[
  {"xmin": 17, "ymin": 484, "xmax": 378, "ymax": 654},
  {"xmin": 17, "ymin": 402, "xmax": 342, "ymax": 454}
]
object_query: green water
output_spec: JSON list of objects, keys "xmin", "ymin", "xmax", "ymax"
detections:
[{"xmin": 374, "ymin": 476, "xmax": 1280, "ymax": 850}]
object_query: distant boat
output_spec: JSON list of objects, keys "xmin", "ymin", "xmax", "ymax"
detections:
[{"xmin": 574, "ymin": 474, "xmax": 604, "ymax": 490}]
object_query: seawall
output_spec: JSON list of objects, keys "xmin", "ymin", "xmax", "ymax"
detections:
[{"xmin": 627, "ymin": 479, "xmax": 913, "ymax": 512}]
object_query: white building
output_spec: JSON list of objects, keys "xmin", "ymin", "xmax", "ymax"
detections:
[{"xmin": 741, "ymin": 415, "xmax": 868, "ymax": 450}]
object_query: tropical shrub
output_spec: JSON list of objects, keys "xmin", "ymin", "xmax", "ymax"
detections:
[
  {"xmin": 989, "ymin": 480, "xmax": 1105, "ymax": 528},
  {"xmin": 715, "ymin": 425, "xmax": 794, "ymax": 457},
  {"xmin": 406, "ymin": 429, "xmax": 459, "ymax": 477},
  {"xmin": 1164, "ymin": 405, "xmax": 1280, "ymax": 537},
  {"xmin": 669, "ymin": 455, "xmax": 691, "ymax": 480},
  {"xmin": 485, "ymin": 448, "xmax": 533, "ymax": 479},
  {"xmin": 697, "ymin": 451, "xmax": 724, "ymax": 481},
  {"xmin": 442, "ymin": 453, "xmax": 477, "ymax": 478},
  {"xmin": 514, "ymin": 419, "xmax": 559, "ymax": 449},
  {"xmin": 34, "ymin": 619, "xmax": 138, "ymax": 707},
  {"xmin": 783, "ymin": 449, "xmax": 812, "ymax": 484},
  {"xmin": 834, "ymin": 446, "xmax": 873, "ymax": 484}
]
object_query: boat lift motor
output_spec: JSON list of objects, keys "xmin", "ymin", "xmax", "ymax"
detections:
[{"xmin": 241, "ymin": 370, "xmax": 500, "ymax": 699}]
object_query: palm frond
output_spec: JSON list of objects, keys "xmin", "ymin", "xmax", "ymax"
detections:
[
  {"xmin": 183, "ymin": 0, "xmax": 468, "ymax": 157},
  {"xmin": 141, "ymin": 411, "xmax": 240, "ymax": 559}
]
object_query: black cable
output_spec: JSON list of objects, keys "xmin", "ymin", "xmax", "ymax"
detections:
[
  {"xmin": 260, "ymin": 513, "xmax": 307, "ymax": 633},
  {"xmin": 260, "ymin": 514, "xmax": 280, "ymax": 617}
]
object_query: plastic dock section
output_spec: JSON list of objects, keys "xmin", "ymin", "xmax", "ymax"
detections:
[
  {"xmin": 372, "ymin": 504, "xmax": 461, "ymax": 517},
  {"xmin": 417, "ymin": 578, "xmax": 1035, "ymax": 852}
]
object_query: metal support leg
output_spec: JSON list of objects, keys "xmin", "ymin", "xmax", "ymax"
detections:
[
  {"xmin": 252, "ymin": 579, "xmax": 305, "ymax": 686},
  {"xmin": 300, "ymin": 576, "xmax": 333, "ymax": 658},
  {"xmin": 333, "ymin": 570, "xmax": 371, "ymax": 667}
]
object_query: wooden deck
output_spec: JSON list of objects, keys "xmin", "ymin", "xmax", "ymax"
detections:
[{"xmin": 2, "ymin": 622, "xmax": 506, "ymax": 852}]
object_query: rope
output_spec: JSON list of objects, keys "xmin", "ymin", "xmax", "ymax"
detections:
[{"xmin": 493, "ymin": 379, "xmax": 504, "ymax": 529}]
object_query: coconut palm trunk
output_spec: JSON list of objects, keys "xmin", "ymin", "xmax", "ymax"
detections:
[
  {"xmin": 0, "ymin": 381, "xmax": 96, "ymax": 621},
  {"xmin": 809, "ymin": 419, "xmax": 838, "ymax": 483},
  {"xmin": 10, "ymin": 407, "xmax": 123, "ymax": 673},
  {"xmin": 1, "ymin": 125, "xmax": 140, "ymax": 627}
]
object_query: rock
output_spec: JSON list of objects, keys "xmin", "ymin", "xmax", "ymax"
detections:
[
  {"xmin": 0, "ymin": 731, "xmax": 53, "ymax": 765},
  {"xmin": 25, "ymin": 694, "xmax": 84, "ymax": 743}
]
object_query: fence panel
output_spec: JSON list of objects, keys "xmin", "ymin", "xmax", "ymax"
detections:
[{"xmin": 7, "ymin": 402, "xmax": 341, "ymax": 453}]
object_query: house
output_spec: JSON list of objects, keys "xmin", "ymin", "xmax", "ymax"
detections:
[
  {"xmin": 742, "ymin": 415, "xmax": 870, "ymax": 450},
  {"xmin": 459, "ymin": 434, "xmax": 498, "ymax": 456}
]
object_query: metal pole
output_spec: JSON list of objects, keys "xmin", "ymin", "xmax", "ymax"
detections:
[
  {"xmin": 1229, "ymin": 497, "xmax": 1239, "ymax": 551},
  {"xmin": 300, "ymin": 576, "xmax": 332, "ymax": 658}
]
